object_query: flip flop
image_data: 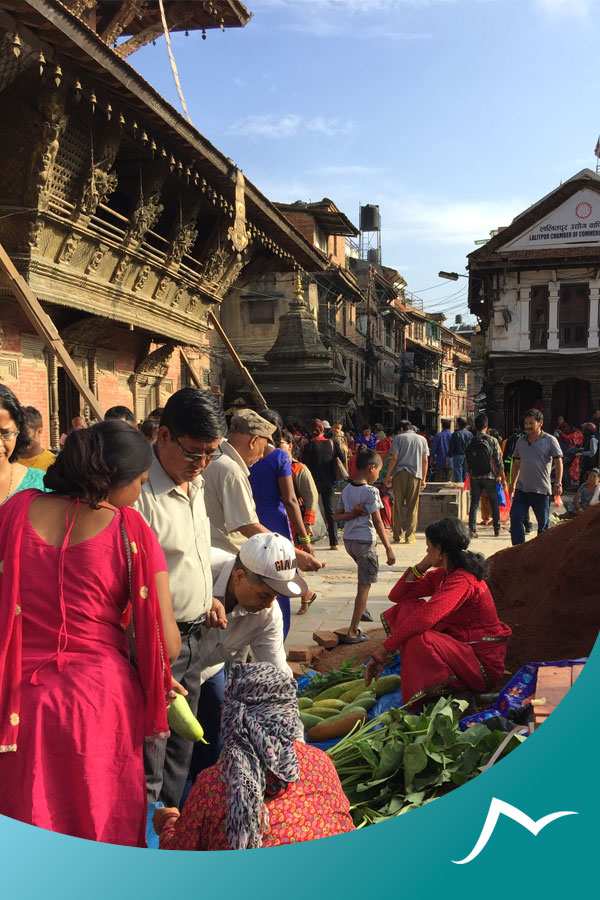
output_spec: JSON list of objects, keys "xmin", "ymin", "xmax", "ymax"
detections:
[
  {"xmin": 340, "ymin": 629, "xmax": 371, "ymax": 644},
  {"xmin": 297, "ymin": 591, "xmax": 317, "ymax": 616},
  {"xmin": 360, "ymin": 610, "xmax": 374, "ymax": 622}
]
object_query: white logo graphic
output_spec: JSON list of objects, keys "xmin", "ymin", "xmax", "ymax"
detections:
[{"xmin": 452, "ymin": 797, "xmax": 578, "ymax": 865}]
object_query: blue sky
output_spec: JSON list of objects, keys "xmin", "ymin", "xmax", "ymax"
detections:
[{"xmin": 130, "ymin": 0, "xmax": 599, "ymax": 323}]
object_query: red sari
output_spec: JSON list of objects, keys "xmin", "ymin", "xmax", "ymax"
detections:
[
  {"xmin": 0, "ymin": 490, "xmax": 171, "ymax": 846},
  {"xmin": 382, "ymin": 568, "xmax": 511, "ymax": 709}
]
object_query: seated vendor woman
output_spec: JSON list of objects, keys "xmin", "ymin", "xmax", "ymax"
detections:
[
  {"xmin": 366, "ymin": 517, "xmax": 511, "ymax": 710},
  {"xmin": 154, "ymin": 662, "xmax": 354, "ymax": 850}
]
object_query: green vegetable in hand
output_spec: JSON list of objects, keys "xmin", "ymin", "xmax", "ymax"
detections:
[{"xmin": 167, "ymin": 693, "xmax": 208, "ymax": 743}]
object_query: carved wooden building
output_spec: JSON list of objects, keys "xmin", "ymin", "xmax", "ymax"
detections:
[{"xmin": 0, "ymin": 0, "xmax": 324, "ymax": 446}]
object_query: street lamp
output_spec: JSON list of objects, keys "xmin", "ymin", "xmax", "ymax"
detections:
[{"xmin": 438, "ymin": 270, "xmax": 468, "ymax": 281}]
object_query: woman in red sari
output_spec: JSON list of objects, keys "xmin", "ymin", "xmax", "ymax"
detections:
[
  {"xmin": 0, "ymin": 420, "xmax": 179, "ymax": 846},
  {"xmin": 366, "ymin": 517, "xmax": 511, "ymax": 709}
]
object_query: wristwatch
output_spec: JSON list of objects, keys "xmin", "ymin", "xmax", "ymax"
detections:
[{"xmin": 554, "ymin": 483, "xmax": 562, "ymax": 488}]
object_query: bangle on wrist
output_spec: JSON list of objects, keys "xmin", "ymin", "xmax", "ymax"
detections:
[
  {"xmin": 411, "ymin": 565, "xmax": 424, "ymax": 579},
  {"xmin": 298, "ymin": 535, "xmax": 311, "ymax": 544}
]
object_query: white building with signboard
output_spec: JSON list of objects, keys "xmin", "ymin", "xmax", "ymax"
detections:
[{"xmin": 467, "ymin": 169, "xmax": 600, "ymax": 433}]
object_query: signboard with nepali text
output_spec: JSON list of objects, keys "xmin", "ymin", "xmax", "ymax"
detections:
[{"xmin": 501, "ymin": 188, "xmax": 600, "ymax": 250}]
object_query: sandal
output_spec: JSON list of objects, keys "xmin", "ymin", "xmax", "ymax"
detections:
[
  {"xmin": 297, "ymin": 591, "xmax": 317, "ymax": 616},
  {"xmin": 340, "ymin": 629, "xmax": 371, "ymax": 644},
  {"xmin": 360, "ymin": 609, "xmax": 374, "ymax": 622}
]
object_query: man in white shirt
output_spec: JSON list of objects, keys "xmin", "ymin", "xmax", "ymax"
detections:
[
  {"xmin": 384, "ymin": 419, "xmax": 429, "ymax": 544},
  {"xmin": 135, "ymin": 387, "xmax": 228, "ymax": 808},
  {"xmin": 189, "ymin": 533, "xmax": 303, "ymax": 780}
]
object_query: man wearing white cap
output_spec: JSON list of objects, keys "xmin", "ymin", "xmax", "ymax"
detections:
[{"xmin": 188, "ymin": 533, "xmax": 303, "ymax": 779}]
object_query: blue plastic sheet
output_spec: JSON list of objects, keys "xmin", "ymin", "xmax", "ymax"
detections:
[{"xmin": 459, "ymin": 657, "xmax": 587, "ymax": 730}]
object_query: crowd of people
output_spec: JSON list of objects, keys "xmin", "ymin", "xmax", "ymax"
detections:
[{"xmin": 2, "ymin": 380, "xmax": 592, "ymax": 850}]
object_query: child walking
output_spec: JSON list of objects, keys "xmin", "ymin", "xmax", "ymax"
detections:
[{"xmin": 334, "ymin": 449, "xmax": 396, "ymax": 643}]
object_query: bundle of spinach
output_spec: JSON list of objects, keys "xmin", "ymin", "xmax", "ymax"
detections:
[
  {"xmin": 327, "ymin": 696, "xmax": 525, "ymax": 827},
  {"xmin": 297, "ymin": 657, "xmax": 366, "ymax": 700}
]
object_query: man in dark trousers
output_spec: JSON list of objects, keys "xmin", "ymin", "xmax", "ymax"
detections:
[
  {"xmin": 466, "ymin": 413, "xmax": 504, "ymax": 538},
  {"xmin": 447, "ymin": 416, "xmax": 472, "ymax": 483}
]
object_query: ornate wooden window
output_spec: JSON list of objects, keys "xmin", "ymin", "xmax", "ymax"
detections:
[
  {"xmin": 530, "ymin": 286, "xmax": 548, "ymax": 349},
  {"xmin": 559, "ymin": 283, "xmax": 589, "ymax": 348}
]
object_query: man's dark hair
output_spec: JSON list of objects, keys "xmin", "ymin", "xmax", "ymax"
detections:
[
  {"xmin": 140, "ymin": 418, "xmax": 159, "ymax": 440},
  {"xmin": 0, "ymin": 383, "xmax": 30, "ymax": 461},
  {"xmin": 105, "ymin": 405, "xmax": 136, "ymax": 425},
  {"xmin": 22, "ymin": 405, "xmax": 43, "ymax": 433},
  {"xmin": 441, "ymin": 418, "xmax": 451, "ymax": 430},
  {"xmin": 456, "ymin": 416, "xmax": 467, "ymax": 429},
  {"xmin": 523, "ymin": 408, "xmax": 543, "ymax": 423},
  {"xmin": 161, "ymin": 388, "xmax": 226, "ymax": 440},
  {"xmin": 399, "ymin": 420, "xmax": 412, "ymax": 432},
  {"xmin": 149, "ymin": 407, "xmax": 165, "ymax": 422},
  {"xmin": 474, "ymin": 413, "xmax": 488, "ymax": 431},
  {"xmin": 355, "ymin": 449, "xmax": 382, "ymax": 471}
]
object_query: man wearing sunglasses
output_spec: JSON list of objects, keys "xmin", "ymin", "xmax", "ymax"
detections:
[{"xmin": 135, "ymin": 387, "xmax": 228, "ymax": 810}]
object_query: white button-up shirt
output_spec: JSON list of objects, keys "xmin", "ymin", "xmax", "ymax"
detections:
[
  {"xmin": 135, "ymin": 452, "xmax": 212, "ymax": 623},
  {"xmin": 199, "ymin": 548, "xmax": 291, "ymax": 684}
]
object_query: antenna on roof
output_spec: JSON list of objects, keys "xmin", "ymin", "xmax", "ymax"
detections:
[{"xmin": 594, "ymin": 135, "xmax": 600, "ymax": 174}]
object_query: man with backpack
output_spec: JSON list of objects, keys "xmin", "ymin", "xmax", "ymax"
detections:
[{"xmin": 466, "ymin": 413, "xmax": 504, "ymax": 537}]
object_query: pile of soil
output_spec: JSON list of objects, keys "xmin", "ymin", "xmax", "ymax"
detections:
[
  {"xmin": 315, "ymin": 508, "xmax": 600, "ymax": 675},
  {"xmin": 487, "ymin": 506, "xmax": 600, "ymax": 670}
]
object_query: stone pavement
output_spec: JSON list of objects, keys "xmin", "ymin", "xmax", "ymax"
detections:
[{"xmin": 285, "ymin": 522, "xmax": 528, "ymax": 651}]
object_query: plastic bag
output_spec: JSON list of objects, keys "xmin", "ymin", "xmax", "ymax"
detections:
[{"xmin": 496, "ymin": 482, "xmax": 506, "ymax": 506}]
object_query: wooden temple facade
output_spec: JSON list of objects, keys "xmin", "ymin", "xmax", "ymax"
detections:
[{"xmin": 0, "ymin": 0, "xmax": 324, "ymax": 446}]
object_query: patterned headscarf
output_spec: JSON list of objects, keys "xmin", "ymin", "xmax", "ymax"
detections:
[{"xmin": 220, "ymin": 662, "xmax": 302, "ymax": 850}]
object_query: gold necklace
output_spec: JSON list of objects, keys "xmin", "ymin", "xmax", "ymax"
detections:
[{"xmin": 0, "ymin": 465, "xmax": 16, "ymax": 505}]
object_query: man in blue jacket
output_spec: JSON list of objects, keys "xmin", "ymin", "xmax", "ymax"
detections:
[
  {"xmin": 430, "ymin": 419, "xmax": 452, "ymax": 482},
  {"xmin": 447, "ymin": 416, "xmax": 473, "ymax": 483}
]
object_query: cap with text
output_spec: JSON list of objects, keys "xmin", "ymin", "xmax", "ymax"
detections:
[
  {"xmin": 230, "ymin": 408, "xmax": 277, "ymax": 440},
  {"xmin": 239, "ymin": 533, "xmax": 308, "ymax": 597}
]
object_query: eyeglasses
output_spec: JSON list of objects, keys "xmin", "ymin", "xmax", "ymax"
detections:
[
  {"xmin": 0, "ymin": 430, "xmax": 18, "ymax": 444},
  {"xmin": 173, "ymin": 435, "xmax": 217, "ymax": 463}
]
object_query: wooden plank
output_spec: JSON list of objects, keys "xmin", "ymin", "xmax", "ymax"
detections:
[
  {"xmin": 571, "ymin": 664, "xmax": 584, "ymax": 685},
  {"xmin": 0, "ymin": 241, "xmax": 105, "ymax": 420},
  {"xmin": 179, "ymin": 348, "xmax": 203, "ymax": 389},
  {"xmin": 207, "ymin": 310, "xmax": 267, "ymax": 410}
]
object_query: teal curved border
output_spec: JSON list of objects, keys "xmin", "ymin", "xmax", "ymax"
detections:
[{"xmin": 2, "ymin": 641, "xmax": 596, "ymax": 900}]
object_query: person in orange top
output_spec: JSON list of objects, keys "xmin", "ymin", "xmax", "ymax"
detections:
[
  {"xmin": 154, "ymin": 662, "xmax": 354, "ymax": 850},
  {"xmin": 366, "ymin": 517, "xmax": 511, "ymax": 710}
]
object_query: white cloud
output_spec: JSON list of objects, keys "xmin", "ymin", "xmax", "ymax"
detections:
[
  {"xmin": 383, "ymin": 195, "xmax": 525, "ymax": 245},
  {"xmin": 534, "ymin": 0, "xmax": 590, "ymax": 16},
  {"xmin": 227, "ymin": 114, "xmax": 354, "ymax": 140}
]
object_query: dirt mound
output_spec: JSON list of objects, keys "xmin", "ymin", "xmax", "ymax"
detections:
[{"xmin": 487, "ymin": 506, "xmax": 600, "ymax": 669}]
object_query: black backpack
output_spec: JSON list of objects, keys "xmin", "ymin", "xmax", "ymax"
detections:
[{"xmin": 465, "ymin": 434, "xmax": 495, "ymax": 477}]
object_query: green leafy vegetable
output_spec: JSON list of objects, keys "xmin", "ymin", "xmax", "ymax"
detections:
[{"xmin": 327, "ymin": 696, "xmax": 525, "ymax": 827}]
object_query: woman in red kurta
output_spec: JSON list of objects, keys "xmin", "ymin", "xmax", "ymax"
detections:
[
  {"xmin": 154, "ymin": 662, "xmax": 354, "ymax": 850},
  {"xmin": 0, "ymin": 421, "xmax": 178, "ymax": 847},
  {"xmin": 366, "ymin": 517, "xmax": 511, "ymax": 709}
]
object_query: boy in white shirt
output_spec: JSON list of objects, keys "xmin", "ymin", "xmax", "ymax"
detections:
[{"xmin": 334, "ymin": 449, "xmax": 395, "ymax": 643}]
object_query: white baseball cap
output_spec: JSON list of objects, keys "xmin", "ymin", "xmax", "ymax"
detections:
[
  {"xmin": 239, "ymin": 533, "xmax": 308, "ymax": 597},
  {"xmin": 322, "ymin": 420, "xmax": 331, "ymax": 429}
]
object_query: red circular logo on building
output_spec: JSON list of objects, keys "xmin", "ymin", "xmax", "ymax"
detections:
[{"xmin": 575, "ymin": 201, "xmax": 592, "ymax": 219}]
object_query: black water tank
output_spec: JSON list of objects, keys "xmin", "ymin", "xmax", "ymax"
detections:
[
  {"xmin": 367, "ymin": 248, "xmax": 381, "ymax": 265},
  {"xmin": 360, "ymin": 204, "xmax": 380, "ymax": 232}
]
